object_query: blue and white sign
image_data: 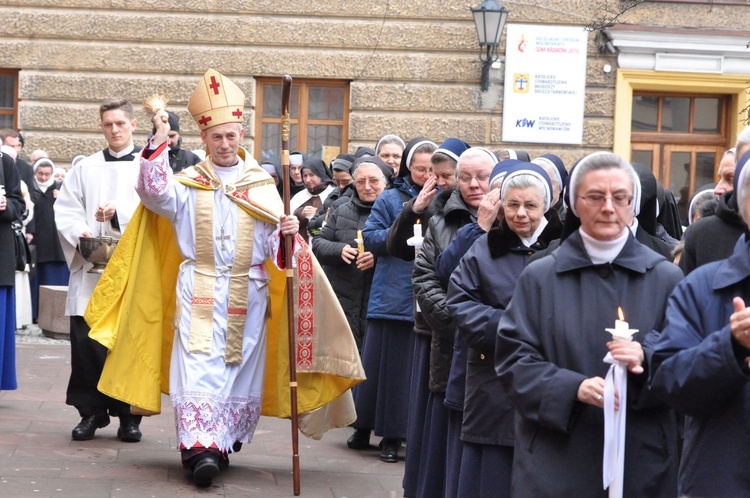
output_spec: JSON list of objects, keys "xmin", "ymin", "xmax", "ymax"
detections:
[{"xmin": 502, "ymin": 24, "xmax": 589, "ymax": 145}]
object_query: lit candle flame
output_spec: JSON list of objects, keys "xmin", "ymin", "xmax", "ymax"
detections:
[
  {"xmin": 617, "ymin": 307, "xmax": 624, "ymax": 321},
  {"xmin": 416, "ymin": 219, "xmax": 421, "ymax": 225}
]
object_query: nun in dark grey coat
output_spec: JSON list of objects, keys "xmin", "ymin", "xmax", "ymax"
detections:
[{"xmin": 495, "ymin": 152, "xmax": 682, "ymax": 497}]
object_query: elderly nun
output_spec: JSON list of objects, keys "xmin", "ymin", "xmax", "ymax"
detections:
[
  {"xmin": 446, "ymin": 162, "xmax": 562, "ymax": 498},
  {"xmin": 311, "ymin": 157, "xmax": 390, "ymax": 350},
  {"xmin": 351, "ymin": 138, "xmax": 437, "ymax": 463},
  {"xmin": 495, "ymin": 152, "xmax": 682, "ymax": 497}
]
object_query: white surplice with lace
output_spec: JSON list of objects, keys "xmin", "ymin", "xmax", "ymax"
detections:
[{"xmin": 137, "ymin": 148, "xmax": 282, "ymax": 452}]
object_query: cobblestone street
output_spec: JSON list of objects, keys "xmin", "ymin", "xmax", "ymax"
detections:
[{"xmin": 0, "ymin": 329, "xmax": 404, "ymax": 497}]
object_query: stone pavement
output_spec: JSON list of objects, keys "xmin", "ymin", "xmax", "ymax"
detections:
[{"xmin": 0, "ymin": 336, "xmax": 405, "ymax": 497}]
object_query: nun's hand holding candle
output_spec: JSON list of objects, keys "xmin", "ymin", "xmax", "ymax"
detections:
[{"xmin": 602, "ymin": 308, "xmax": 640, "ymax": 498}]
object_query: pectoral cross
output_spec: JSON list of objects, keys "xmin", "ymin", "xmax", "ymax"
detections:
[{"xmin": 216, "ymin": 226, "xmax": 231, "ymax": 251}]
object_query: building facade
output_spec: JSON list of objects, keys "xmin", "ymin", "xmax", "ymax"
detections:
[{"xmin": 1, "ymin": 0, "xmax": 749, "ymax": 209}]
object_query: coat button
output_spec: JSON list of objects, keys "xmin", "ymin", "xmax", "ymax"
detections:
[
  {"xmin": 480, "ymin": 354, "xmax": 485, "ymax": 360},
  {"xmin": 596, "ymin": 264, "xmax": 613, "ymax": 278}
]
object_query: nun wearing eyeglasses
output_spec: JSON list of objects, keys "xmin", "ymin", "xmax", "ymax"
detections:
[
  {"xmin": 494, "ymin": 152, "xmax": 681, "ymax": 497},
  {"xmin": 649, "ymin": 150, "xmax": 750, "ymax": 498},
  {"xmin": 445, "ymin": 162, "xmax": 562, "ymax": 498}
]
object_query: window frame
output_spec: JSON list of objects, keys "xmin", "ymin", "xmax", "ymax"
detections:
[
  {"xmin": 254, "ymin": 78, "xmax": 349, "ymax": 163},
  {"xmin": 0, "ymin": 69, "xmax": 19, "ymax": 130},
  {"xmin": 629, "ymin": 91, "xmax": 731, "ymax": 201},
  {"xmin": 630, "ymin": 92, "xmax": 729, "ymax": 145}
]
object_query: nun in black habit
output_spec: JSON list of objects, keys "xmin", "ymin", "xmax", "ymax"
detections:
[
  {"xmin": 630, "ymin": 163, "xmax": 675, "ymax": 259},
  {"xmin": 656, "ymin": 184, "xmax": 683, "ymax": 242}
]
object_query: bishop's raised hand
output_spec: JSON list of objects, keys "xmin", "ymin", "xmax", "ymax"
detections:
[{"xmin": 151, "ymin": 110, "xmax": 170, "ymax": 148}]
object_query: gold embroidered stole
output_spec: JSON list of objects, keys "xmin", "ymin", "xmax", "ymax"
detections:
[{"xmin": 188, "ymin": 175, "xmax": 255, "ymax": 364}]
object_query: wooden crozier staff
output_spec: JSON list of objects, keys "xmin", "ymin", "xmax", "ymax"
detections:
[{"xmin": 280, "ymin": 74, "xmax": 301, "ymax": 496}]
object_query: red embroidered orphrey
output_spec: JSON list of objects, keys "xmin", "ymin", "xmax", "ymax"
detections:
[
  {"xmin": 191, "ymin": 296, "xmax": 215, "ymax": 305},
  {"xmin": 199, "ymin": 115, "xmax": 212, "ymax": 126},
  {"xmin": 192, "ymin": 174, "xmax": 211, "ymax": 187},
  {"xmin": 209, "ymin": 76, "xmax": 221, "ymax": 95},
  {"xmin": 227, "ymin": 307, "xmax": 248, "ymax": 316},
  {"xmin": 295, "ymin": 242, "xmax": 315, "ymax": 370},
  {"xmin": 232, "ymin": 108, "xmax": 243, "ymax": 118}
]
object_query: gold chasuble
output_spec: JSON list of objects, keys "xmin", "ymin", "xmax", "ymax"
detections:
[{"xmin": 85, "ymin": 150, "xmax": 365, "ymax": 439}]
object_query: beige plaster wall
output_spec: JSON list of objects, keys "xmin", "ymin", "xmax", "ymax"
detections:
[{"xmin": 0, "ymin": 0, "xmax": 747, "ymax": 166}]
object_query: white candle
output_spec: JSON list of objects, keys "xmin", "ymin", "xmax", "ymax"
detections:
[
  {"xmin": 356, "ymin": 229, "xmax": 365, "ymax": 254},
  {"xmin": 609, "ymin": 307, "xmax": 635, "ymax": 342},
  {"xmin": 413, "ymin": 222, "xmax": 422, "ymax": 239}
]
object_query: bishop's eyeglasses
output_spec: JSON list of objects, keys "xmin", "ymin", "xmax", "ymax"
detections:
[{"xmin": 577, "ymin": 193, "xmax": 633, "ymax": 207}]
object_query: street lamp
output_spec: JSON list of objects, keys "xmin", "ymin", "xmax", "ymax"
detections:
[{"xmin": 471, "ymin": 0, "xmax": 510, "ymax": 92}]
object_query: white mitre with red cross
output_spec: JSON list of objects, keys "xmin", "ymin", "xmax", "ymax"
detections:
[{"xmin": 187, "ymin": 68, "xmax": 246, "ymax": 131}]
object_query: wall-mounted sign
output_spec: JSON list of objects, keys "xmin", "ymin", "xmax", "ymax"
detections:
[{"xmin": 502, "ymin": 24, "xmax": 589, "ymax": 145}]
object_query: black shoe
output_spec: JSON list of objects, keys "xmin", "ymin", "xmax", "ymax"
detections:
[
  {"xmin": 117, "ymin": 418, "xmax": 142, "ymax": 443},
  {"xmin": 192, "ymin": 453, "xmax": 220, "ymax": 487},
  {"xmin": 379, "ymin": 438, "xmax": 400, "ymax": 463},
  {"xmin": 72, "ymin": 414, "xmax": 110, "ymax": 441},
  {"xmin": 219, "ymin": 452, "xmax": 229, "ymax": 471},
  {"xmin": 347, "ymin": 428, "xmax": 371, "ymax": 450}
]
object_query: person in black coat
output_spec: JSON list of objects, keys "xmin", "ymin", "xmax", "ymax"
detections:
[
  {"xmin": 0, "ymin": 151, "xmax": 25, "ymax": 391},
  {"xmin": 679, "ymin": 150, "xmax": 749, "ymax": 275},
  {"xmin": 447, "ymin": 164, "xmax": 562, "ymax": 498},
  {"xmin": 495, "ymin": 152, "xmax": 682, "ymax": 497},
  {"xmin": 648, "ymin": 151, "xmax": 750, "ymax": 497},
  {"xmin": 312, "ymin": 158, "xmax": 386, "ymax": 350},
  {"xmin": 0, "ymin": 129, "xmax": 34, "ymax": 189},
  {"xmin": 27, "ymin": 159, "xmax": 70, "ymax": 322},
  {"xmin": 686, "ymin": 182, "xmax": 718, "ymax": 225}
]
